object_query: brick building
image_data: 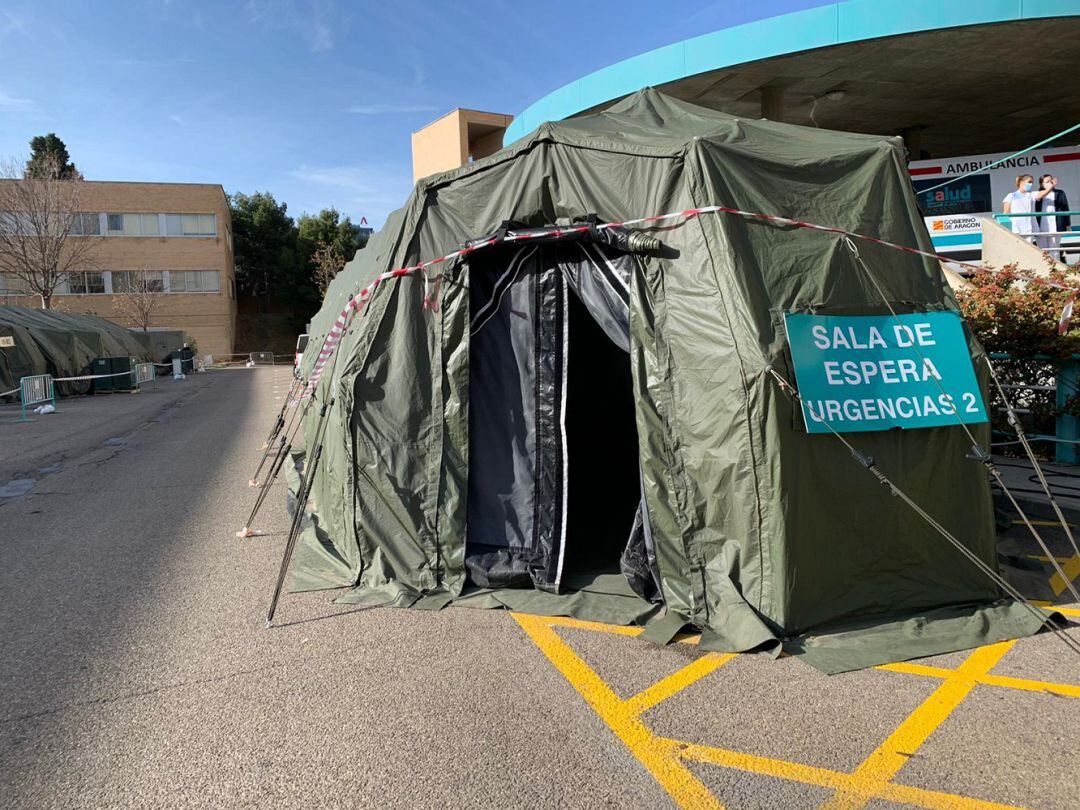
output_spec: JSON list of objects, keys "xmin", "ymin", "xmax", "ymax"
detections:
[{"xmin": 0, "ymin": 181, "xmax": 236, "ymax": 359}]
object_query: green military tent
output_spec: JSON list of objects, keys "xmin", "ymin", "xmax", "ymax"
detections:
[
  {"xmin": 0, "ymin": 305, "xmax": 156, "ymax": 396},
  {"xmin": 282, "ymin": 89, "xmax": 1050, "ymax": 672}
]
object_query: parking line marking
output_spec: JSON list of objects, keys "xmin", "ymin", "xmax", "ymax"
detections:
[
  {"xmin": 1031, "ymin": 601, "xmax": 1080, "ymax": 617},
  {"xmin": 877, "ymin": 661, "xmax": 955, "ymax": 679},
  {"xmin": 675, "ymin": 739, "xmax": 851, "ymax": 790},
  {"xmin": 513, "ymin": 613, "xmax": 723, "ymax": 809},
  {"xmin": 623, "ymin": 653, "xmax": 735, "ymax": 716},
  {"xmin": 978, "ymin": 673, "xmax": 1080, "ymax": 698},
  {"xmin": 675, "ymin": 740, "xmax": 1016, "ymax": 810},
  {"xmin": 513, "ymin": 614, "xmax": 1075, "ymax": 809},
  {"xmin": 877, "ymin": 782, "xmax": 1022, "ymax": 810},
  {"xmin": 881, "ymin": 660, "xmax": 1080, "ymax": 699},
  {"xmin": 821, "ymin": 642, "xmax": 1015, "ymax": 809}
]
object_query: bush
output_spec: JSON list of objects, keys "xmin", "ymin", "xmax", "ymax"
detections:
[{"xmin": 955, "ymin": 262, "xmax": 1080, "ymax": 453}]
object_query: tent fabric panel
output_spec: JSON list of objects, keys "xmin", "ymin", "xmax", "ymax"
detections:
[{"xmin": 466, "ymin": 250, "xmax": 542, "ymax": 587}]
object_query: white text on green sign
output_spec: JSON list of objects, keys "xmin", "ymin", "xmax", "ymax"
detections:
[{"xmin": 783, "ymin": 311, "xmax": 988, "ymax": 434}]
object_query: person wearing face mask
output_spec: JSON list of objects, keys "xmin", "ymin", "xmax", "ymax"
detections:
[
  {"xmin": 1035, "ymin": 174, "xmax": 1071, "ymax": 259},
  {"xmin": 1002, "ymin": 173, "xmax": 1055, "ymax": 242}
]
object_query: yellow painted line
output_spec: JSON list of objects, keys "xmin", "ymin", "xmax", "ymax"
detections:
[
  {"xmin": 623, "ymin": 653, "xmax": 735, "ymax": 717},
  {"xmin": 539, "ymin": 615, "xmax": 645, "ymax": 638},
  {"xmin": 539, "ymin": 614, "xmax": 705, "ymax": 645},
  {"xmin": 516, "ymin": 613, "xmax": 1065, "ymax": 809},
  {"xmin": 674, "ymin": 738, "xmax": 851, "ymax": 791},
  {"xmin": 1015, "ymin": 519, "xmax": 1076, "ymax": 528},
  {"xmin": 677, "ymin": 740, "xmax": 1018, "ymax": 810},
  {"xmin": 1023, "ymin": 552, "xmax": 1080, "ymax": 596},
  {"xmin": 1031, "ymin": 600, "xmax": 1080, "ymax": 617},
  {"xmin": 876, "ymin": 661, "xmax": 954, "ymax": 680},
  {"xmin": 512, "ymin": 613, "xmax": 723, "ymax": 809},
  {"xmin": 1050, "ymin": 554, "xmax": 1080, "ymax": 598},
  {"xmin": 878, "ymin": 782, "xmax": 1025, "ymax": 810},
  {"xmin": 820, "ymin": 641, "xmax": 1016, "ymax": 810},
  {"xmin": 977, "ymin": 673, "xmax": 1080, "ymax": 698},
  {"xmin": 678, "ymin": 739, "xmax": 1020, "ymax": 810}
]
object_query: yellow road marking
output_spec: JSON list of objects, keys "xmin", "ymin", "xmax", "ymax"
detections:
[
  {"xmin": 1032, "ymin": 600, "xmax": 1080, "ymax": 617},
  {"xmin": 1015, "ymin": 519, "xmax": 1076, "ymax": 528},
  {"xmin": 879, "ymin": 660, "xmax": 1080, "ymax": 698},
  {"xmin": 877, "ymin": 782, "xmax": 1023, "ymax": 810},
  {"xmin": 978, "ymin": 673, "xmax": 1080, "ymax": 698},
  {"xmin": 512, "ymin": 613, "xmax": 1075, "ymax": 810},
  {"xmin": 1025, "ymin": 552, "xmax": 1080, "ymax": 596},
  {"xmin": 512, "ymin": 613, "xmax": 724, "ymax": 809},
  {"xmin": 820, "ymin": 642, "xmax": 1016, "ymax": 810},
  {"xmin": 539, "ymin": 615, "xmax": 644, "ymax": 638},
  {"xmin": 675, "ymin": 739, "xmax": 851, "ymax": 790},
  {"xmin": 677, "ymin": 740, "xmax": 1018, "ymax": 810},
  {"xmin": 539, "ymin": 614, "xmax": 704, "ymax": 645},
  {"xmin": 623, "ymin": 652, "xmax": 735, "ymax": 716},
  {"xmin": 876, "ymin": 661, "xmax": 954, "ymax": 679}
]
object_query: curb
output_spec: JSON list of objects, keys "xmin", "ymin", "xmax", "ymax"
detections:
[{"xmin": 995, "ymin": 491, "xmax": 1080, "ymax": 526}]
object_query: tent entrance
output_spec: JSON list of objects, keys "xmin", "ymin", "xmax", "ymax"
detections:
[
  {"xmin": 464, "ymin": 234, "xmax": 658, "ymax": 598},
  {"xmin": 561, "ymin": 289, "xmax": 640, "ymax": 585}
]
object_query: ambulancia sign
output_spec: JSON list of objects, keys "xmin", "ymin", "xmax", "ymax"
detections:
[{"xmin": 783, "ymin": 312, "xmax": 987, "ymax": 434}]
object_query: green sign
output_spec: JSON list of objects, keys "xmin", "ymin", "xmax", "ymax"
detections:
[{"xmin": 783, "ymin": 311, "xmax": 987, "ymax": 434}]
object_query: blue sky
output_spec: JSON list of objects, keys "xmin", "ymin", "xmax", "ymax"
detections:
[{"xmin": 0, "ymin": 1, "xmax": 828, "ymax": 227}]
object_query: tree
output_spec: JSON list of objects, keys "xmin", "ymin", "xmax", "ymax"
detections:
[
  {"xmin": 229, "ymin": 191, "xmax": 302, "ymax": 310},
  {"xmin": 297, "ymin": 207, "xmax": 367, "ymax": 265},
  {"xmin": 112, "ymin": 269, "xmax": 164, "ymax": 331},
  {"xmin": 0, "ymin": 154, "xmax": 99, "ymax": 309},
  {"xmin": 310, "ymin": 239, "xmax": 345, "ymax": 294},
  {"xmin": 25, "ymin": 134, "xmax": 79, "ymax": 180}
]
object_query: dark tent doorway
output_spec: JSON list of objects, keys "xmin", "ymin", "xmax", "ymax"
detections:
[{"xmin": 464, "ymin": 228, "xmax": 659, "ymax": 599}]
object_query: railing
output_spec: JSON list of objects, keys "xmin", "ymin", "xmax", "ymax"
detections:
[
  {"xmin": 132, "ymin": 362, "xmax": 155, "ymax": 390},
  {"xmin": 988, "ymin": 353, "xmax": 1080, "ymax": 464},
  {"xmin": 16, "ymin": 373, "xmax": 54, "ymax": 423},
  {"xmin": 249, "ymin": 351, "xmax": 275, "ymax": 365},
  {"xmin": 992, "ymin": 210, "xmax": 1080, "ymax": 260}
]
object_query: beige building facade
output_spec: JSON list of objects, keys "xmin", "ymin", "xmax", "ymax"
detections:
[
  {"xmin": 0, "ymin": 181, "xmax": 236, "ymax": 359},
  {"xmin": 411, "ymin": 109, "xmax": 513, "ymax": 183}
]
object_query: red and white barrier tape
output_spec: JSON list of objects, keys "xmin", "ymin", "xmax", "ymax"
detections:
[
  {"xmin": 0, "ymin": 386, "xmax": 19, "ymax": 398},
  {"xmin": 53, "ymin": 370, "xmax": 141, "ymax": 383},
  {"xmin": 302, "ymin": 204, "xmax": 1078, "ymax": 394}
]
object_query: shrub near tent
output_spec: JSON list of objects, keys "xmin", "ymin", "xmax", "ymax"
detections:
[{"xmin": 282, "ymin": 90, "xmax": 1049, "ymax": 673}]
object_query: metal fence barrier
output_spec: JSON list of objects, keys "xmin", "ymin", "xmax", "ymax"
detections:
[
  {"xmin": 249, "ymin": 352, "xmax": 275, "ymax": 365},
  {"xmin": 132, "ymin": 362, "xmax": 155, "ymax": 390},
  {"xmin": 17, "ymin": 374, "xmax": 54, "ymax": 423}
]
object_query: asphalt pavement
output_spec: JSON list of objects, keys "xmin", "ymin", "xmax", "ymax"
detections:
[{"xmin": 1, "ymin": 366, "xmax": 1077, "ymax": 809}]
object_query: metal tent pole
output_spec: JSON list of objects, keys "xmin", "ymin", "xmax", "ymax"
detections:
[{"xmin": 265, "ymin": 395, "xmax": 335, "ymax": 627}]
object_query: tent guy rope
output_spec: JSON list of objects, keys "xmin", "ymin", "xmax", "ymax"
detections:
[
  {"xmin": 766, "ymin": 366, "xmax": 1080, "ymax": 657},
  {"xmin": 841, "ymin": 235, "xmax": 1080, "ymax": 605}
]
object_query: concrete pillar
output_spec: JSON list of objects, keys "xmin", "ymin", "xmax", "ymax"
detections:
[{"xmin": 761, "ymin": 86, "xmax": 784, "ymax": 122}]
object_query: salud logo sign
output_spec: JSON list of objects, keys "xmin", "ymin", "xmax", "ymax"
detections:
[{"xmin": 783, "ymin": 311, "xmax": 987, "ymax": 434}]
